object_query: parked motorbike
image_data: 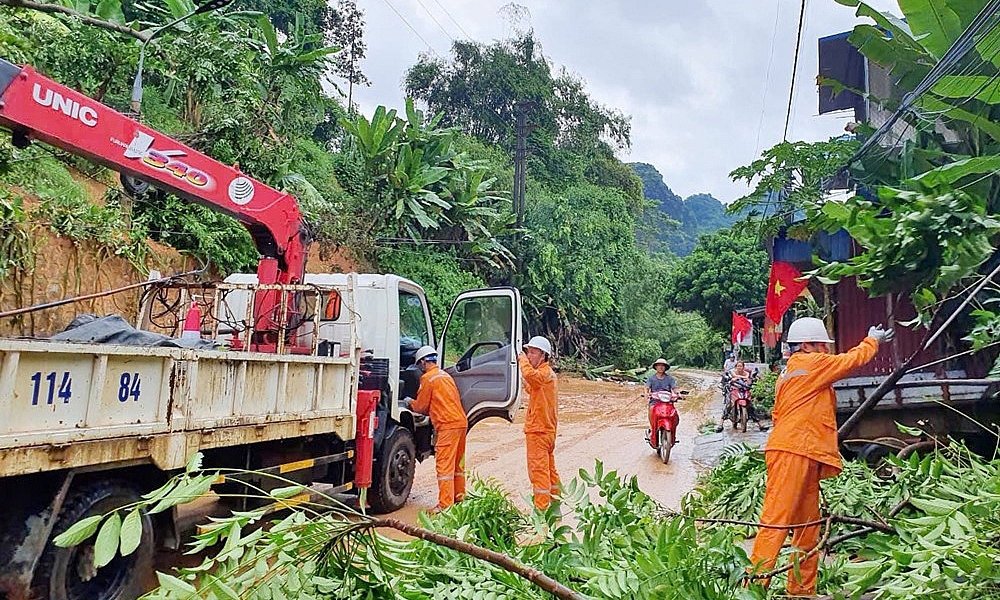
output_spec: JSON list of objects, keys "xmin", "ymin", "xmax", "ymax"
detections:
[{"xmin": 645, "ymin": 389, "xmax": 688, "ymax": 464}]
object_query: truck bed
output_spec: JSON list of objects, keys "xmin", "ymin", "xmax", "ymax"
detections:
[{"xmin": 0, "ymin": 339, "xmax": 358, "ymax": 477}]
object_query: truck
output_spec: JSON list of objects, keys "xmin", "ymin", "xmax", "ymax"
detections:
[{"xmin": 0, "ymin": 57, "xmax": 525, "ymax": 600}]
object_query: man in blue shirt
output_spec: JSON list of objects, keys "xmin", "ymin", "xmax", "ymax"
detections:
[{"xmin": 645, "ymin": 358, "xmax": 676, "ymax": 404}]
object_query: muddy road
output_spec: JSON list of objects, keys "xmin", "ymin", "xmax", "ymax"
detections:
[{"xmin": 390, "ymin": 368, "xmax": 762, "ymax": 520}]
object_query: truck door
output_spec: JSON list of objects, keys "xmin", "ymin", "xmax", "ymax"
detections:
[{"xmin": 439, "ymin": 288, "xmax": 523, "ymax": 427}]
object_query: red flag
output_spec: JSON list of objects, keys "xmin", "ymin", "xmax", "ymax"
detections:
[
  {"xmin": 764, "ymin": 261, "xmax": 809, "ymax": 324},
  {"xmin": 732, "ymin": 311, "xmax": 752, "ymax": 346},
  {"xmin": 763, "ymin": 316, "xmax": 780, "ymax": 347}
]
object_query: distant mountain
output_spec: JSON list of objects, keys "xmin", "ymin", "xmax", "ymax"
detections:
[{"xmin": 629, "ymin": 162, "xmax": 736, "ymax": 256}]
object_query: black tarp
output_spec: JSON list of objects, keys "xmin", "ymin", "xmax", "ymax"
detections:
[
  {"xmin": 818, "ymin": 32, "xmax": 866, "ymax": 116},
  {"xmin": 49, "ymin": 314, "xmax": 216, "ymax": 348}
]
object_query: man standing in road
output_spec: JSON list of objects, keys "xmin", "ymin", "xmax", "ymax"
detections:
[
  {"xmin": 408, "ymin": 345, "xmax": 468, "ymax": 513},
  {"xmin": 749, "ymin": 317, "xmax": 893, "ymax": 596},
  {"xmin": 518, "ymin": 336, "xmax": 561, "ymax": 511}
]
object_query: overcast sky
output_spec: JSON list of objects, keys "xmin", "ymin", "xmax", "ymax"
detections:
[{"xmin": 348, "ymin": 0, "xmax": 900, "ymax": 202}]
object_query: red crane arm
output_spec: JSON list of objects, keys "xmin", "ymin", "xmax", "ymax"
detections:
[{"xmin": 0, "ymin": 59, "xmax": 308, "ymax": 284}]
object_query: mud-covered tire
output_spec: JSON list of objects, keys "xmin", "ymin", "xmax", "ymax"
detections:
[
  {"xmin": 738, "ymin": 405, "xmax": 748, "ymax": 433},
  {"xmin": 35, "ymin": 480, "xmax": 154, "ymax": 600},
  {"xmin": 658, "ymin": 429, "xmax": 673, "ymax": 464},
  {"xmin": 369, "ymin": 427, "xmax": 416, "ymax": 514}
]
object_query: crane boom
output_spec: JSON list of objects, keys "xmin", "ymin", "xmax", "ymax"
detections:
[{"xmin": 0, "ymin": 58, "xmax": 309, "ymax": 285}]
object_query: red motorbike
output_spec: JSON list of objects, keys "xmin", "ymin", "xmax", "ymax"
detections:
[
  {"xmin": 729, "ymin": 378, "xmax": 754, "ymax": 433},
  {"xmin": 645, "ymin": 389, "xmax": 688, "ymax": 464}
]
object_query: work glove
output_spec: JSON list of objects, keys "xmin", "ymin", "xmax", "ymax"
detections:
[
  {"xmin": 402, "ymin": 397, "xmax": 414, "ymax": 408},
  {"xmin": 867, "ymin": 324, "xmax": 895, "ymax": 344}
]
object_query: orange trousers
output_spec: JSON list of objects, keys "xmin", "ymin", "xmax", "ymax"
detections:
[
  {"xmin": 434, "ymin": 427, "xmax": 467, "ymax": 509},
  {"xmin": 750, "ymin": 450, "xmax": 823, "ymax": 596},
  {"xmin": 526, "ymin": 431, "xmax": 560, "ymax": 510}
]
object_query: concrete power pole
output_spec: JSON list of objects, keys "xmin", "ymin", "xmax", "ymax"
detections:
[{"xmin": 512, "ymin": 100, "xmax": 536, "ymax": 280}]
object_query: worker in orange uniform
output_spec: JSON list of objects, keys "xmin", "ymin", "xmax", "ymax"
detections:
[
  {"xmin": 518, "ymin": 336, "xmax": 561, "ymax": 511},
  {"xmin": 749, "ymin": 317, "xmax": 893, "ymax": 596},
  {"xmin": 408, "ymin": 345, "xmax": 468, "ymax": 513}
]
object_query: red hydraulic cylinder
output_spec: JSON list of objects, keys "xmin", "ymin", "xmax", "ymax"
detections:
[{"xmin": 353, "ymin": 390, "xmax": 379, "ymax": 489}]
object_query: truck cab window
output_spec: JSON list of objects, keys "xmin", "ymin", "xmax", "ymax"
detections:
[
  {"xmin": 443, "ymin": 296, "xmax": 512, "ymax": 371},
  {"xmin": 399, "ymin": 292, "xmax": 431, "ymax": 369}
]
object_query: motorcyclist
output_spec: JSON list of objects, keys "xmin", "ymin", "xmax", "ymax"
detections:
[
  {"xmin": 645, "ymin": 358, "xmax": 676, "ymax": 438},
  {"xmin": 716, "ymin": 361, "xmax": 769, "ymax": 432}
]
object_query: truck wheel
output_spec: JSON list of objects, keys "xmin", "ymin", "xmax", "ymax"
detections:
[
  {"xmin": 35, "ymin": 480, "xmax": 154, "ymax": 600},
  {"xmin": 369, "ymin": 427, "xmax": 416, "ymax": 514}
]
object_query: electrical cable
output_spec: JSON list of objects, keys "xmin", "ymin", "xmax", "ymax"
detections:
[
  {"xmin": 413, "ymin": 0, "xmax": 455, "ymax": 42},
  {"xmin": 754, "ymin": 0, "xmax": 782, "ymax": 160},
  {"xmin": 428, "ymin": 0, "xmax": 472, "ymax": 39},
  {"xmin": 849, "ymin": 0, "xmax": 1000, "ymax": 166},
  {"xmin": 378, "ymin": 0, "xmax": 441, "ymax": 56},
  {"xmin": 783, "ymin": 0, "xmax": 808, "ymax": 141}
]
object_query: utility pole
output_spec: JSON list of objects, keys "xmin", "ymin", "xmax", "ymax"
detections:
[{"xmin": 512, "ymin": 100, "xmax": 536, "ymax": 281}]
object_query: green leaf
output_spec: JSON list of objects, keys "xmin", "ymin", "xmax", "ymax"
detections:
[
  {"xmin": 931, "ymin": 75, "xmax": 1000, "ymax": 105},
  {"xmin": 910, "ymin": 154, "xmax": 1000, "ymax": 188},
  {"xmin": 186, "ymin": 451, "xmax": 204, "ymax": 474},
  {"xmin": 52, "ymin": 514, "xmax": 103, "ymax": 547},
  {"xmin": 93, "ymin": 511, "xmax": 122, "ymax": 568},
  {"xmin": 898, "ymin": 0, "xmax": 963, "ymax": 58},
  {"xmin": 270, "ymin": 484, "xmax": 306, "ymax": 500},
  {"xmin": 94, "ymin": 0, "xmax": 124, "ymax": 23},
  {"xmin": 156, "ymin": 572, "xmax": 197, "ymax": 594},
  {"xmin": 119, "ymin": 509, "xmax": 143, "ymax": 556},
  {"xmin": 910, "ymin": 496, "xmax": 961, "ymax": 516}
]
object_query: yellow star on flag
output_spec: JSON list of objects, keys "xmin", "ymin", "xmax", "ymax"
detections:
[{"xmin": 773, "ymin": 280, "xmax": 785, "ymax": 296}]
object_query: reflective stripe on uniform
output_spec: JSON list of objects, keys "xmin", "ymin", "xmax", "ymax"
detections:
[{"xmin": 437, "ymin": 475, "xmax": 454, "ymax": 481}]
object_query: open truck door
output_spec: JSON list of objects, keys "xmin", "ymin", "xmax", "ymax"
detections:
[{"xmin": 439, "ymin": 288, "xmax": 523, "ymax": 427}]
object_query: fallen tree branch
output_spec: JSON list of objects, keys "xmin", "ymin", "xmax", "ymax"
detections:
[
  {"xmin": 0, "ymin": 0, "xmax": 150, "ymax": 41},
  {"xmin": 750, "ymin": 516, "xmax": 834, "ymax": 581},
  {"xmin": 371, "ymin": 518, "xmax": 586, "ymax": 600},
  {"xmin": 694, "ymin": 514, "xmax": 894, "ymax": 534},
  {"xmin": 839, "ymin": 257, "xmax": 1000, "ymax": 438}
]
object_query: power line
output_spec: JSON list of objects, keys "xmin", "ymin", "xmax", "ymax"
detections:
[
  {"xmin": 754, "ymin": 0, "xmax": 782, "ymax": 159},
  {"xmin": 428, "ymin": 0, "xmax": 472, "ymax": 39},
  {"xmin": 378, "ymin": 0, "xmax": 440, "ymax": 56},
  {"xmin": 413, "ymin": 0, "xmax": 455, "ymax": 42},
  {"xmin": 849, "ymin": 0, "xmax": 1000, "ymax": 166},
  {"xmin": 783, "ymin": 0, "xmax": 808, "ymax": 141}
]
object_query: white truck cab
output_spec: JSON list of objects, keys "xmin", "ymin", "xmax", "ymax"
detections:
[{"xmin": 221, "ymin": 273, "xmax": 524, "ymax": 510}]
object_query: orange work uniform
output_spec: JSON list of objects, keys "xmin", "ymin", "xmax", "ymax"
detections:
[
  {"xmin": 519, "ymin": 354, "xmax": 560, "ymax": 510},
  {"xmin": 750, "ymin": 336, "xmax": 878, "ymax": 595},
  {"xmin": 409, "ymin": 364, "xmax": 468, "ymax": 509}
]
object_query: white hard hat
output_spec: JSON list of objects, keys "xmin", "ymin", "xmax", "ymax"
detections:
[
  {"xmin": 524, "ymin": 335, "xmax": 552, "ymax": 356},
  {"xmin": 786, "ymin": 317, "xmax": 834, "ymax": 344},
  {"xmin": 414, "ymin": 345, "xmax": 438, "ymax": 363}
]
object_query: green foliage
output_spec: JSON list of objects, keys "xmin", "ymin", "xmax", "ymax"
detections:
[
  {"xmin": 750, "ymin": 371, "xmax": 778, "ymax": 414},
  {"xmin": 0, "ymin": 189, "xmax": 32, "ymax": 279},
  {"xmin": 2, "ymin": 145, "xmax": 147, "ymax": 268},
  {"xmin": 666, "ymin": 228, "xmax": 770, "ymax": 331},
  {"xmin": 631, "ymin": 163, "xmax": 736, "ymax": 256},
  {"xmin": 519, "ymin": 183, "xmax": 646, "ymax": 360},
  {"xmin": 377, "ymin": 248, "xmax": 485, "ymax": 333},
  {"xmin": 683, "ymin": 441, "xmax": 1000, "ymax": 598},
  {"xmin": 727, "ymin": 137, "xmax": 860, "ymax": 237},
  {"xmin": 813, "ymin": 186, "xmax": 1000, "ymax": 322},
  {"xmin": 133, "ymin": 195, "xmax": 258, "ymax": 274},
  {"xmin": 404, "ymin": 35, "xmax": 632, "ymax": 196},
  {"xmin": 341, "ymin": 100, "xmax": 513, "ymax": 264}
]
